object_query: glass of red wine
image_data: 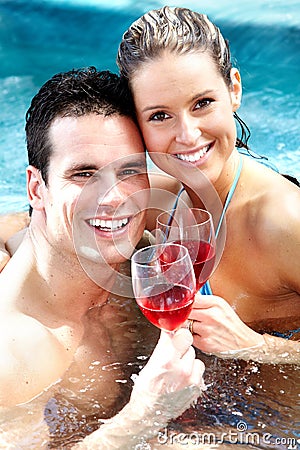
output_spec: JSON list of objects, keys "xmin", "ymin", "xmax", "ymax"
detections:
[
  {"xmin": 131, "ymin": 243, "xmax": 196, "ymax": 333},
  {"xmin": 156, "ymin": 208, "xmax": 216, "ymax": 291}
]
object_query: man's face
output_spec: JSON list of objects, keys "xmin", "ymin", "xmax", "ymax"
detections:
[{"xmin": 40, "ymin": 113, "xmax": 149, "ymax": 267}]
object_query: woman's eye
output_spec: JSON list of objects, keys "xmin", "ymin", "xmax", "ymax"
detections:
[
  {"xmin": 195, "ymin": 98, "xmax": 214, "ymax": 110},
  {"xmin": 149, "ymin": 111, "xmax": 170, "ymax": 122}
]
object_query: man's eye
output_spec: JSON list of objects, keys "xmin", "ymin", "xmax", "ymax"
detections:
[
  {"xmin": 149, "ymin": 111, "xmax": 170, "ymax": 122},
  {"xmin": 120, "ymin": 169, "xmax": 140, "ymax": 177},
  {"xmin": 73, "ymin": 172, "xmax": 94, "ymax": 178}
]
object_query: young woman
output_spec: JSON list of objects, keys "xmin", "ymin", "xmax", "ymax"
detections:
[{"xmin": 117, "ymin": 6, "xmax": 300, "ymax": 363}]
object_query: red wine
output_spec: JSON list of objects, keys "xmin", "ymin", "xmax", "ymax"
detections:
[
  {"xmin": 162, "ymin": 240, "xmax": 215, "ymax": 290},
  {"xmin": 137, "ymin": 283, "xmax": 194, "ymax": 331}
]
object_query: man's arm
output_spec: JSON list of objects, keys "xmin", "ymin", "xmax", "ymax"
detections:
[{"xmin": 76, "ymin": 329, "xmax": 205, "ymax": 449}]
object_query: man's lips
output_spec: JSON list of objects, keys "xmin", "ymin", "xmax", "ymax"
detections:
[
  {"xmin": 175, "ymin": 143, "xmax": 212, "ymax": 163},
  {"xmin": 87, "ymin": 217, "xmax": 130, "ymax": 232}
]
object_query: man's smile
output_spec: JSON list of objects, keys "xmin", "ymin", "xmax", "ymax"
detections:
[{"xmin": 87, "ymin": 217, "xmax": 130, "ymax": 232}]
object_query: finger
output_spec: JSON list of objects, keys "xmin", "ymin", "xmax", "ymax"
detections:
[
  {"xmin": 190, "ymin": 359, "xmax": 206, "ymax": 391},
  {"xmin": 149, "ymin": 328, "xmax": 192, "ymax": 360},
  {"xmin": 171, "ymin": 328, "xmax": 193, "ymax": 358},
  {"xmin": 183, "ymin": 317, "xmax": 202, "ymax": 337},
  {"xmin": 192, "ymin": 293, "xmax": 227, "ymax": 310},
  {"xmin": 180, "ymin": 345, "xmax": 196, "ymax": 371},
  {"xmin": 148, "ymin": 330, "xmax": 170, "ymax": 361}
]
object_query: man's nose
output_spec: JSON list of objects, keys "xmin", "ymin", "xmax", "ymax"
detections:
[{"xmin": 97, "ymin": 181, "xmax": 126, "ymax": 207}]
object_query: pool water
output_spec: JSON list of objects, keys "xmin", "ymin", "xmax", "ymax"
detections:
[{"xmin": 0, "ymin": 1, "xmax": 299, "ymax": 447}]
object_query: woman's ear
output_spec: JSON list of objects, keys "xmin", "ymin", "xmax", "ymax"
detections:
[
  {"xmin": 230, "ymin": 68, "xmax": 242, "ymax": 112},
  {"xmin": 26, "ymin": 165, "xmax": 46, "ymax": 211}
]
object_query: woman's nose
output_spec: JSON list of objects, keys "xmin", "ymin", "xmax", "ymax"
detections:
[{"xmin": 175, "ymin": 116, "xmax": 201, "ymax": 146}]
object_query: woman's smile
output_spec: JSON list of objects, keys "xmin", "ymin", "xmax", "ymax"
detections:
[{"xmin": 175, "ymin": 142, "xmax": 214, "ymax": 165}]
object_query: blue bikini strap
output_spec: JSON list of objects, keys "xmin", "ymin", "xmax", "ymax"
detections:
[
  {"xmin": 215, "ymin": 154, "xmax": 243, "ymax": 239},
  {"xmin": 200, "ymin": 155, "xmax": 243, "ymax": 295}
]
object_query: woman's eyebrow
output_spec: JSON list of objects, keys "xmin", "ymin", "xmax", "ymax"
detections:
[
  {"xmin": 141, "ymin": 90, "xmax": 215, "ymax": 113},
  {"xmin": 191, "ymin": 89, "xmax": 214, "ymax": 102},
  {"xmin": 141, "ymin": 104, "xmax": 167, "ymax": 113}
]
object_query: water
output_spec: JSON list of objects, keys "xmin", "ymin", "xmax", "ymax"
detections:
[
  {"xmin": 0, "ymin": 0, "xmax": 299, "ymax": 213},
  {"xmin": 0, "ymin": 1, "xmax": 299, "ymax": 447}
]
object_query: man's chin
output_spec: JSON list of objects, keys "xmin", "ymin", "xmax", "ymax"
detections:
[{"xmin": 75, "ymin": 242, "xmax": 135, "ymax": 265}]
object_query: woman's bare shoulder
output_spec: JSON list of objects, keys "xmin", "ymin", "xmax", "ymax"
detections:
[
  {"xmin": 247, "ymin": 168, "xmax": 300, "ymax": 247},
  {"xmin": 146, "ymin": 172, "xmax": 182, "ymax": 231},
  {"xmin": 148, "ymin": 171, "xmax": 181, "ymax": 193}
]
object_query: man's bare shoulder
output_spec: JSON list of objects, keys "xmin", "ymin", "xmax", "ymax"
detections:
[{"xmin": 0, "ymin": 310, "xmax": 67, "ymax": 407}]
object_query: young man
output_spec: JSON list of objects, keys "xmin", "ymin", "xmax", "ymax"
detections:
[{"xmin": 0, "ymin": 67, "xmax": 204, "ymax": 448}]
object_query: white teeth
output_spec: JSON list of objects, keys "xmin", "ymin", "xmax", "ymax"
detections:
[
  {"xmin": 88, "ymin": 217, "xmax": 129, "ymax": 231},
  {"xmin": 176, "ymin": 145, "xmax": 209, "ymax": 162}
]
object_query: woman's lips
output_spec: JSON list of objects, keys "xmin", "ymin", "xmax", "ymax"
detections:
[{"xmin": 175, "ymin": 143, "xmax": 212, "ymax": 163}]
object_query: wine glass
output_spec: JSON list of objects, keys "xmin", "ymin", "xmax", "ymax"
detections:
[
  {"xmin": 131, "ymin": 243, "xmax": 196, "ymax": 333},
  {"xmin": 156, "ymin": 208, "xmax": 216, "ymax": 291}
]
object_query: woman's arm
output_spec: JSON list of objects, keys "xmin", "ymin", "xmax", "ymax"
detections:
[
  {"xmin": 0, "ymin": 211, "xmax": 30, "ymax": 241},
  {"xmin": 189, "ymin": 294, "xmax": 300, "ymax": 365},
  {"xmin": 0, "ymin": 240, "xmax": 10, "ymax": 272}
]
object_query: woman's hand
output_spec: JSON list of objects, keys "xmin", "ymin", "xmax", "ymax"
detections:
[{"xmin": 187, "ymin": 294, "xmax": 264, "ymax": 354}]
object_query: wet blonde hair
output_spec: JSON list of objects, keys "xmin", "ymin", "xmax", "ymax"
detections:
[
  {"xmin": 117, "ymin": 6, "xmax": 252, "ymax": 150},
  {"xmin": 117, "ymin": 6, "xmax": 232, "ymax": 87}
]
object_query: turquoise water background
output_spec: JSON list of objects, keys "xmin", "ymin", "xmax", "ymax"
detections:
[{"xmin": 0, "ymin": 0, "xmax": 299, "ymax": 213}]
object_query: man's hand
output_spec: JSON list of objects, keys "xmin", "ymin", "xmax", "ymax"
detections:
[
  {"xmin": 79, "ymin": 328, "xmax": 205, "ymax": 449},
  {"xmin": 136, "ymin": 328, "xmax": 205, "ymax": 395}
]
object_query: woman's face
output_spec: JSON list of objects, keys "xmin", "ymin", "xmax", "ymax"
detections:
[{"xmin": 131, "ymin": 51, "xmax": 242, "ymax": 186}]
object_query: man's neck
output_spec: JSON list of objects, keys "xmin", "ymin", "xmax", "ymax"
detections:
[{"xmin": 7, "ymin": 228, "xmax": 119, "ymax": 324}]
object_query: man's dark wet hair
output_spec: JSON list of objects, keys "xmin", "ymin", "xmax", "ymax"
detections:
[{"xmin": 26, "ymin": 67, "xmax": 137, "ymax": 185}]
